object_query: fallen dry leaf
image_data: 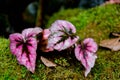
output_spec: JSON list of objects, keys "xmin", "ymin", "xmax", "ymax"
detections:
[
  {"xmin": 112, "ymin": 32, "xmax": 120, "ymax": 37},
  {"xmin": 109, "ymin": 32, "xmax": 120, "ymax": 38},
  {"xmin": 99, "ymin": 38, "xmax": 120, "ymax": 51},
  {"xmin": 40, "ymin": 56, "xmax": 57, "ymax": 67}
]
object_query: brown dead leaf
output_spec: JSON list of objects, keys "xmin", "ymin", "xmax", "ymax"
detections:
[
  {"xmin": 112, "ymin": 32, "xmax": 120, "ymax": 37},
  {"xmin": 40, "ymin": 56, "xmax": 57, "ymax": 67},
  {"xmin": 99, "ymin": 38, "xmax": 120, "ymax": 51},
  {"xmin": 109, "ymin": 32, "xmax": 120, "ymax": 38}
]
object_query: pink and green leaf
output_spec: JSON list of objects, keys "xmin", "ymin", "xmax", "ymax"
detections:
[
  {"xmin": 22, "ymin": 27, "xmax": 42, "ymax": 38},
  {"xmin": 47, "ymin": 20, "xmax": 79, "ymax": 51},
  {"xmin": 9, "ymin": 28, "xmax": 40, "ymax": 73},
  {"xmin": 75, "ymin": 38, "xmax": 98, "ymax": 77}
]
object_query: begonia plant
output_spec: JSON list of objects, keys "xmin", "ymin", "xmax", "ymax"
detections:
[{"xmin": 9, "ymin": 20, "xmax": 98, "ymax": 77}]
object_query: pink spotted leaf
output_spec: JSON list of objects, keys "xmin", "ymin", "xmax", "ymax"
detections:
[
  {"xmin": 22, "ymin": 27, "xmax": 42, "ymax": 38},
  {"xmin": 47, "ymin": 20, "xmax": 79, "ymax": 51},
  {"xmin": 9, "ymin": 27, "xmax": 42, "ymax": 73},
  {"xmin": 75, "ymin": 38, "xmax": 98, "ymax": 77}
]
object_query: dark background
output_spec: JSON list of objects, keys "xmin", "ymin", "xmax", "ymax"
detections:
[{"xmin": 0, "ymin": 0, "xmax": 106, "ymax": 38}]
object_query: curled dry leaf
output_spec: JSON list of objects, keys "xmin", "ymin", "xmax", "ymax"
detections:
[
  {"xmin": 37, "ymin": 29, "xmax": 53, "ymax": 52},
  {"xmin": 100, "ymin": 38, "xmax": 120, "ymax": 51},
  {"xmin": 40, "ymin": 56, "xmax": 57, "ymax": 67},
  {"xmin": 109, "ymin": 32, "xmax": 120, "ymax": 38}
]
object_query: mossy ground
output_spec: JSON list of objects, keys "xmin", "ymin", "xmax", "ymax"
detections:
[{"xmin": 1, "ymin": 4, "xmax": 120, "ymax": 80}]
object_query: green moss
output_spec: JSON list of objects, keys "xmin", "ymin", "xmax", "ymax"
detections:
[
  {"xmin": 46, "ymin": 8, "xmax": 83, "ymax": 28},
  {"xmin": 1, "ymin": 4, "xmax": 120, "ymax": 80},
  {"xmin": 47, "ymin": 4, "xmax": 120, "ymax": 35}
]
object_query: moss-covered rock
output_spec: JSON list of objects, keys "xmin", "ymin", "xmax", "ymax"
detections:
[
  {"xmin": 1, "ymin": 4, "xmax": 120, "ymax": 80},
  {"xmin": 47, "ymin": 4, "xmax": 120, "ymax": 41},
  {"xmin": 46, "ymin": 4, "xmax": 120, "ymax": 79}
]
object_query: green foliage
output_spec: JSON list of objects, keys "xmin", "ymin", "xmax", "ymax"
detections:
[{"xmin": 1, "ymin": 4, "xmax": 120, "ymax": 79}]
